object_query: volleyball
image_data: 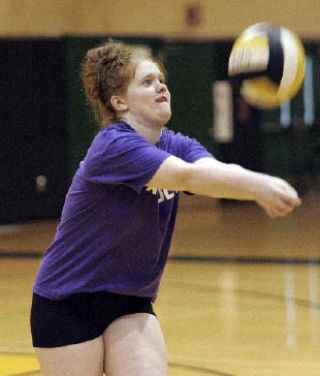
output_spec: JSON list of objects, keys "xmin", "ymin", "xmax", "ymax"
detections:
[{"xmin": 228, "ymin": 22, "xmax": 305, "ymax": 108}]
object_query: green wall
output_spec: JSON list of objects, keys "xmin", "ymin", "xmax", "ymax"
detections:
[{"xmin": 164, "ymin": 41, "xmax": 216, "ymax": 155}]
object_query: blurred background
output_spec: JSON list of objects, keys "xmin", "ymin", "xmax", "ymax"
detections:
[{"xmin": 1, "ymin": 0, "xmax": 320, "ymax": 225}]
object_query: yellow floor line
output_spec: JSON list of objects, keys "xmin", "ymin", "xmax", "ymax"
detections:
[{"xmin": 0, "ymin": 354, "xmax": 40, "ymax": 376}]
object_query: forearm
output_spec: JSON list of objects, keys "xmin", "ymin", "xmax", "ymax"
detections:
[
  {"xmin": 148, "ymin": 155, "xmax": 300, "ymax": 217},
  {"xmin": 148, "ymin": 156, "xmax": 266, "ymax": 202},
  {"xmin": 184, "ymin": 159, "xmax": 265, "ymax": 201}
]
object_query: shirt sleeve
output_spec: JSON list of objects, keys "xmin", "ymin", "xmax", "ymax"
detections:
[
  {"xmin": 165, "ymin": 132, "xmax": 215, "ymax": 196},
  {"xmin": 81, "ymin": 129, "xmax": 171, "ymax": 192},
  {"xmin": 175, "ymin": 132, "xmax": 215, "ymax": 163}
]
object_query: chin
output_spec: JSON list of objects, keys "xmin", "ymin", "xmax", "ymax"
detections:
[
  {"xmin": 162, "ymin": 110, "xmax": 172, "ymax": 124},
  {"xmin": 151, "ymin": 110, "xmax": 172, "ymax": 127},
  {"xmin": 158, "ymin": 117, "xmax": 171, "ymax": 128}
]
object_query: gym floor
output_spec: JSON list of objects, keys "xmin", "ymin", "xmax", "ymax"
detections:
[{"xmin": 1, "ymin": 193, "xmax": 319, "ymax": 376}]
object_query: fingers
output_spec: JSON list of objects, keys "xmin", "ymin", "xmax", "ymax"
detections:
[
  {"xmin": 261, "ymin": 180, "xmax": 301, "ymax": 218},
  {"xmin": 264, "ymin": 203, "xmax": 292, "ymax": 218},
  {"xmin": 280, "ymin": 188, "xmax": 301, "ymax": 214},
  {"xmin": 265, "ymin": 192, "xmax": 301, "ymax": 218},
  {"xmin": 280, "ymin": 181, "xmax": 301, "ymax": 207},
  {"xmin": 274, "ymin": 199, "xmax": 297, "ymax": 217},
  {"xmin": 256, "ymin": 175, "xmax": 301, "ymax": 218}
]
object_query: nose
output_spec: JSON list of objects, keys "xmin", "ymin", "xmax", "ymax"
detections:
[{"xmin": 156, "ymin": 80, "xmax": 166, "ymax": 92}]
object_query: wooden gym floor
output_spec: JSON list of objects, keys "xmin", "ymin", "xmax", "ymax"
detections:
[{"xmin": 0, "ymin": 193, "xmax": 320, "ymax": 376}]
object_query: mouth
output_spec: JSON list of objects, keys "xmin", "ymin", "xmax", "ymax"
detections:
[{"xmin": 155, "ymin": 96, "xmax": 168, "ymax": 103}]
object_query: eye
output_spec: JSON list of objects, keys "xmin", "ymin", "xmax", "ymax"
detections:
[{"xmin": 143, "ymin": 79, "xmax": 152, "ymax": 86}]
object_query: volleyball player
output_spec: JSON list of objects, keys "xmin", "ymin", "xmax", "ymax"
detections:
[{"xmin": 30, "ymin": 40, "xmax": 301, "ymax": 376}]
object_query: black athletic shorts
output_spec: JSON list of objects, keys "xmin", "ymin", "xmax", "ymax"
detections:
[{"xmin": 30, "ymin": 291, "xmax": 156, "ymax": 348}]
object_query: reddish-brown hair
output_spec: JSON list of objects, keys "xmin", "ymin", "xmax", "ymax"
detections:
[{"xmin": 81, "ymin": 40, "xmax": 165, "ymax": 127}]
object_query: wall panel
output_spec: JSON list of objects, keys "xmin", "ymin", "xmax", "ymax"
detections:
[
  {"xmin": 0, "ymin": 0, "xmax": 319, "ymax": 39},
  {"xmin": 0, "ymin": 38, "xmax": 68, "ymax": 222}
]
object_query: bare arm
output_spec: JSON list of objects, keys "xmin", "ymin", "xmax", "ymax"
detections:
[{"xmin": 147, "ymin": 156, "xmax": 301, "ymax": 218}]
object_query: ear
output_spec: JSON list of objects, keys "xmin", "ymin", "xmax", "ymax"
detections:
[{"xmin": 109, "ymin": 95, "xmax": 128, "ymax": 112}]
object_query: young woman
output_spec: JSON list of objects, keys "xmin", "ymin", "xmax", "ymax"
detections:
[{"xmin": 30, "ymin": 40, "xmax": 301, "ymax": 376}]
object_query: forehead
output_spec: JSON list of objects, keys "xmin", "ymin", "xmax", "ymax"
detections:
[{"xmin": 134, "ymin": 60, "xmax": 162, "ymax": 79}]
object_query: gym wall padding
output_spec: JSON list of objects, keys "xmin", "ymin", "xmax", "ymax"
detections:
[
  {"xmin": 164, "ymin": 41, "xmax": 217, "ymax": 155},
  {"xmin": 0, "ymin": 38, "xmax": 68, "ymax": 222}
]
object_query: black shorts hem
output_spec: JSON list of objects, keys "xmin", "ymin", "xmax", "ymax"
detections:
[{"xmin": 30, "ymin": 291, "xmax": 156, "ymax": 348}]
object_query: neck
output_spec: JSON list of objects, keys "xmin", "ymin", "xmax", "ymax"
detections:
[{"xmin": 122, "ymin": 115, "xmax": 163, "ymax": 145}]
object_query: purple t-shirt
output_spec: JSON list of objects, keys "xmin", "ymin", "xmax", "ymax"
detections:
[{"xmin": 34, "ymin": 122, "xmax": 214, "ymax": 301}]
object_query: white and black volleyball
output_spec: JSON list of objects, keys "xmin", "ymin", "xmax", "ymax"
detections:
[{"xmin": 228, "ymin": 22, "xmax": 305, "ymax": 108}]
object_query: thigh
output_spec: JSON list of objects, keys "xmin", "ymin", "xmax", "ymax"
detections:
[
  {"xmin": 35, "ymin": 336, "xmax": 104, "ymax": 376},
  {"xmin": 103, "ymin": 313, "xmax": 167, "ymax": 376}
]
